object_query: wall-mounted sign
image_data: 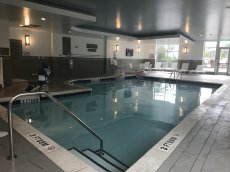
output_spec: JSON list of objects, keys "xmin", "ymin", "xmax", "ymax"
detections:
[
  {"xmin": 28, "ymin": 133, "xmax": 57, "ymax": 152},
  {"xmin": 86, "ymin": 44, "xmax": 97, "ymax": 52}
]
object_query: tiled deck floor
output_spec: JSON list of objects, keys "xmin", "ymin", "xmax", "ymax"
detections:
[
  {"xmin": 0, "ymin": 80, "xmax": 90, "ymax": 100},
  {"xmin": 1, "ymin": 75, "xmax": 230, "ymax": 172},
  {"xmin": 147, "ymin": 72, "xmax": 230, "ymax": 172},
  {"xmin": 157, "ymin": 86, "xmax": 230, "ymax": 172},
  {"xmin": 0, "ymin": 118, "xmax": 63, "ymax": 172}
]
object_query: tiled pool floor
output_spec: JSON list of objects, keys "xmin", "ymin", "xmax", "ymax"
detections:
[{"xmin": 1, "ymin": 74, "xmax": 230, "ymax": 172}]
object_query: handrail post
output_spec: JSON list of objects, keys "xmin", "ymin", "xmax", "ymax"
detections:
[
  {"xmin": 99, "ymin": 140, "xmax": 103, "ymax": 156},
  {"xmin": 7, "ymin": 98, "xmax": 17, "ymax": 160}
]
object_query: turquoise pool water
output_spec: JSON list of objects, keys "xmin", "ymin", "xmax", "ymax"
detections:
[{"xmin": 13, "ymin": 79, "xmax": 219, "ymax": 166}]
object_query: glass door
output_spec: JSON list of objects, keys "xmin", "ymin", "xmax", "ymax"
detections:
[{"xmin": 217, "ymin": 48, "xmax": 230, "ymax": 74}]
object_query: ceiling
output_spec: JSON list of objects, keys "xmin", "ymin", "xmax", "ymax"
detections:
[
  {"xmin": 0, "ymin": 0, "xmax": 95, "ymax": 34},
  {"xmin": 26, "ymin": 0, "xmax": 230, "ymax": 41}
]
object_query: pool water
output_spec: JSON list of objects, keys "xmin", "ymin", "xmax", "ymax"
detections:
[{"xmin": 12, "ymin": 79, "xmax": 219, "ymax": 166}]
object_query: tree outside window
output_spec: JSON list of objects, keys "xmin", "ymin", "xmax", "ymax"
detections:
[{"xmin": 156, "ymin": 38, "xmax": 179, "ymax": 66}]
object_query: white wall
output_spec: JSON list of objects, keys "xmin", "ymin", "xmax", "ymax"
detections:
[
  {"xmin": 10, "ymin": 27, "xmax": 105, "ymax": 58},
  {"xmin": 179, "ymin": 35, "xmax": 204, "ymax": 60},
  {"xmin": 190, "ymin": 40, "xmax": 204, "ymax": 60},
  {"xmin": 0, "ymin": 19, "xmax": 10, "ymax": 48},
  {"xmin": 106, "ymin": 39, "xmax": 155, "ymax": 59},
  {"xmin": 52, "ymin": 33, "xmax": 105, "ymax": 57},
  {"xmin": 9, "ymin": 26, "xmax": 204, "ymax": 61},
  {"xmin": 10, "ymin": 27, "xmax": 51, "ymax": 57}
]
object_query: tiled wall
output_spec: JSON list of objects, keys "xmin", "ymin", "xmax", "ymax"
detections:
[{"xmin": 4, "ymin": 56, "xmax": 204, "ymax": 86}]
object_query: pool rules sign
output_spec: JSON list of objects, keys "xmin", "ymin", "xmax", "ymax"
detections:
[{"xmin": 28, "ymin": 133, "xmax": 57, "ymax": 152}]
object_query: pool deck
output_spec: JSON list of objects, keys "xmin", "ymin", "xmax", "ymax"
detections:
[
  {"xmin": 0, "ymin": 74, "xmax": 230, "ymax": 172},
  {"xmin": 0, "ymin": 80, "xmax": 91, "ymax": 103}
]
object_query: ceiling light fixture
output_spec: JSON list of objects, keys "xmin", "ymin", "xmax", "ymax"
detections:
[
  {"xmin": 19, "ymin": 24, "xmax": 24, "ymax": 27},
  {"xmin": 185, "ymin": 40, "xmax": 188, "ymax": 44},
  {"xmin": 200, "ymin": 34, "xmax": 203, "ymax": 37},
  {"xmin": 41, "ymin": 17, "xmax": 46, "ymax": 21}
]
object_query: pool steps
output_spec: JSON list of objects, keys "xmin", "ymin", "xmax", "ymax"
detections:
[
  {"xmin": 95, "ymin": 149, "xmax": 129, "ymax": 170},
  {"xmin": 68, "ymin": 147, "xmax": 128, "ymax": 172}
]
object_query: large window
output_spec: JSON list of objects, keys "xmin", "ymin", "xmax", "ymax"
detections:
[
  {"xmin": 156, "ymin": 38, "xmax": 179, "ymax": 67},
  {"xmin": 220, "ymin": 41, "xmax": 230, "ymax": 47},
  {"xmin": 203, "ymin": 41, "xmax": 217, "ymax": 72}
]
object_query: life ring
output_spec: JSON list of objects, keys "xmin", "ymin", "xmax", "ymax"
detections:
[
  {"xmin": 110, "ymin": 58, "xmax": 114, "ymax": 66},
  {"xmin": 110, "ymin": 58, "xmax": 118, "ymax": 66}
]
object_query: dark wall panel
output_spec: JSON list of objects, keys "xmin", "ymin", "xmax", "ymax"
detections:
[
  {"xmin": 62, "ymin": 37, "xmax": 71, "ymax": 55},
  {"xmin": 10, "ymin": 56, "xmax": 203, "ymax": 82},
  {"xmin": 178, "ymin": 60, "xmax": 202, "ymax": 70},
  {"xmin": 3, "ymin": 58, "xmax": 12, "ymax": 87},
  {"xmin": 11, "ymin": 57, "xmax": 106, "ymax": 81}
]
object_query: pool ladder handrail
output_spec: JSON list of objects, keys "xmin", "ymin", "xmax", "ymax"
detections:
[{"xmin": 7, "ymin": 92, "xmax": 104, "ymax": 160}]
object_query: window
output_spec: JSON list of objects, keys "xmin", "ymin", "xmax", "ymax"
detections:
[
  {"xmin": 203, "ymin": 41, "xmax": 217, "ymax": 72},
  {"xmin": 220, "ymin": 41, "xmax": 230, "ymax": 47},
  {"xmin": 155, "ymin": 38, "xmax": 179, "ymax": 66}
]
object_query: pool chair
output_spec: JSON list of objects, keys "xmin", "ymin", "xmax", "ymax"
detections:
[
  {"xmin": 140, "ymin": 61, "xmax": 151, "ymax": 70},
  {"xmin": 178, "ymin": 63, "xmax": 189, "ymax": 78},
  {"xmin": 165, "ymin": 62, "xmax": 177, "ymax": 74},
  {"xmin": 170, "ymin": 63, "xmax": 189, "ymax": 79},
  {"xmin": 162, "ymin": 62, "xmax": 168, "ymax": 69},
  {"xmin": 126, "ymin": 63, "xmax": 136, "ymax": 73},
  {"xmin": 189, "ymin": 65, "xmax": 205, "ymax": 74},
  {"xmin": 170, "ymin": 62, "xmax": 178, "ymax": 69},
  {"xmin": 155, "ymin": 62, "xmax": 162, "ymax": 69}
]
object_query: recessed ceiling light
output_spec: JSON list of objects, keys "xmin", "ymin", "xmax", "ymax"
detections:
[
  {"xmin": 19, "ymin": 24, "xmax": 24, "ymax": 27},
  {"xmin": 41, "ymin": 17, "xmax": 46, "ymax": 21},
  {"xmin": 200, "ymin": 34, "xmax": 203, "ymax": 37},
  {"xmin": 185, "ymin": 40, "xmax": 188, "ymax": 44}
]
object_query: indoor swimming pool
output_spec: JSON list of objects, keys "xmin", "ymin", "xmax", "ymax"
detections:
[{"xmin": 12, "ymin": 78, "xmax": 219, "ymax": 168}]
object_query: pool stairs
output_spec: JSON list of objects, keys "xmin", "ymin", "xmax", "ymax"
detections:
[{"xmin": 68, "ymin": 147, "xmax": 129, "ymax": 172}]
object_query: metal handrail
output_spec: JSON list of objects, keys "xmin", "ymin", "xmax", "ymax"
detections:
[{"xmin": 7, "ymin": 92, "xmax": 104, "ymax": 160}]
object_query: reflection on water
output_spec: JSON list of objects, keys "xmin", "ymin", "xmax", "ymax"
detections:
[{"xmin": 12, "ymin": 79, "xmax": 219, "ymax": 166}]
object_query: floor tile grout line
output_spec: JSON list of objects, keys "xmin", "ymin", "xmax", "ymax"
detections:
[
  {"xmin": 167, "ymin": 102, "xmax": 225, "ymax": 172},
  {"xmin": 198, "ymin": 105, "xmax": 228, "ymax": 172},
  {"xmin": 28, "ymin": 159, "xmax": 44, "ymax": 170},
  {"xmin": 165, "ymin": 115, "xmax": 208, "ymax": 172},
  {"xmin": 188, "ymin": 104, "xmax": 227, "ymax": 172}
]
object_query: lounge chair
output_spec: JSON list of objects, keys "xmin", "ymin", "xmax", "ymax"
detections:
[
  {"xmin": 170, "ymin": 62, "xmax": 178, "ymax": 69},
  {"xmin": 170, "ymin": 63, "xmax": 189, "ymax": 79},
  {"xmin": 140, "ymin": 62, "xmax": 151, "ymax": 70},
  {"xmin": 155, "ymin": 62, "xmax": 162, "ymax": 69},
  {"xmin": 189, "ymin": 65, "xmax": 205, "ymax": 74}
]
